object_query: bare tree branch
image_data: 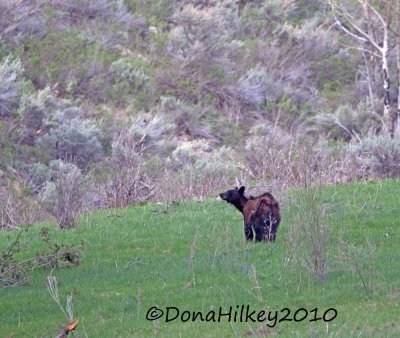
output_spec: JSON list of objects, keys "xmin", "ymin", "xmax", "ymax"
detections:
[{"xmin": 333, "ymin": 16, "xmax": 368, "ymax": 43}]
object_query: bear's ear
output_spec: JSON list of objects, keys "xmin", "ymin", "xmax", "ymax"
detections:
[{"xmin": 238, "ymin": 186, "xmax": 245, "ymax": 195}]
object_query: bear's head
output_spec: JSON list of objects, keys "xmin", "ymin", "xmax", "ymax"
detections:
[{"xmin": 219, "ymin": 186, "xmax": 245, "ymax": 204}]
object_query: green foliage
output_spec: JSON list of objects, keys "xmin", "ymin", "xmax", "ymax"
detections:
[
  {"xmin": 107, "ymin": 57, "xmax": 151, "ymax": 106},
  {"xmin": 0, "ymin": 121, "xmax": 16, "ymax": 165},
  {"xmin": 0, "ymin": 37, "xmax": 7, "ymax": 60},
  {"xmin": 19, "ymin": 86, "xmax": 68, "ymax": 117},
  {"xmin": 0, "ymin": 56, "xmax": 28, "ymax": 117},
  {"xmin": 155, "ymin": 2, "xmax": 243, "ymax": 106},
  {"xmin": 124, "ymin": 0, "xmax": 176, "ymax": 28},
  {"xmin": 30, "ymin": 160, "xmax": 87, "ymax": 192},
  {"xmin": 29, "ymin": 162, "xmax": 52, "ymax": 191},
  {"xmin": 313, "ymin": 102, "xmax": 380, "ymax": 141},
  {"xmin": 37, "ymin": 119, "xmax": 103, "ymax": 167},
  {"xmin": 313, "ymin": 51, "xmax": 357, "ymax": 98},
  {"xmin": 16, "ymin": 86, "xmax": 86, "ymax": 151},
  {"xmin": 109, "ymin": 58, "xmax": 149, "ymax": 88},
  {"xmin": 19, "ymin": 30, "xmax": 118, "ymax": 100},
  {"xmin": 208, "ymin": 113, "xmax": 246, "ymax": 146}
]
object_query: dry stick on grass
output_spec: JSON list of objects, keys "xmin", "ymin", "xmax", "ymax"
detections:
[
  {"xmin": 55, "ymin": 320, "xmax": 79, "ymax": 338},
  {"xmin": 13, "ymin": 251, "xmax": 78, "ymax": 270}
]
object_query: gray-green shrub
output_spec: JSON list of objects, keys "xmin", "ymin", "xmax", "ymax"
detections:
[
  {"xmin": 159, "ymin": 145, "xmax": 239, "ymax": 201},
  {"xmin": 102, "ymin": 129, "xmax": 155, "ymax": 208},
  {"xmin": 37, "ymin": 118, "xmax": 103, "ymax": 167},
  {"xmin": 39, "ymin": 160, "xmax": 88, "ymax": 228},
  {"xmin": 18, "ymin": 86, "xmax": 83, "ymax": 146},
  {"xmin": 351, "ymin": 135, "xmax": 400, "ymax": 179},
  {"xmin": 0, "ymin": 56, "xmax": 26, "ymax": 117}
]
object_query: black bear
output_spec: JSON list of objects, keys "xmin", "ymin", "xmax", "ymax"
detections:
[{"xmin": 219, "ymin": 186, "xmax": 281, "ymax": 241}]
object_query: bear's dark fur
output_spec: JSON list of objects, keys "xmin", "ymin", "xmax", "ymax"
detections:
[{"xmin": 219, "ymin": 186, "xmax": 281, "ymax": 242}]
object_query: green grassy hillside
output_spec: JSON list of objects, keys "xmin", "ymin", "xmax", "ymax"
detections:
[{"xmin": 1, "ymin": 180, "xmax": 400, "ymax": 337}]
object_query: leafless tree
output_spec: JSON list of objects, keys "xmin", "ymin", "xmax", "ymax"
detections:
[{"xmin": 329, "ymin": 0, "xmax": 400, "ymax": 136}]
